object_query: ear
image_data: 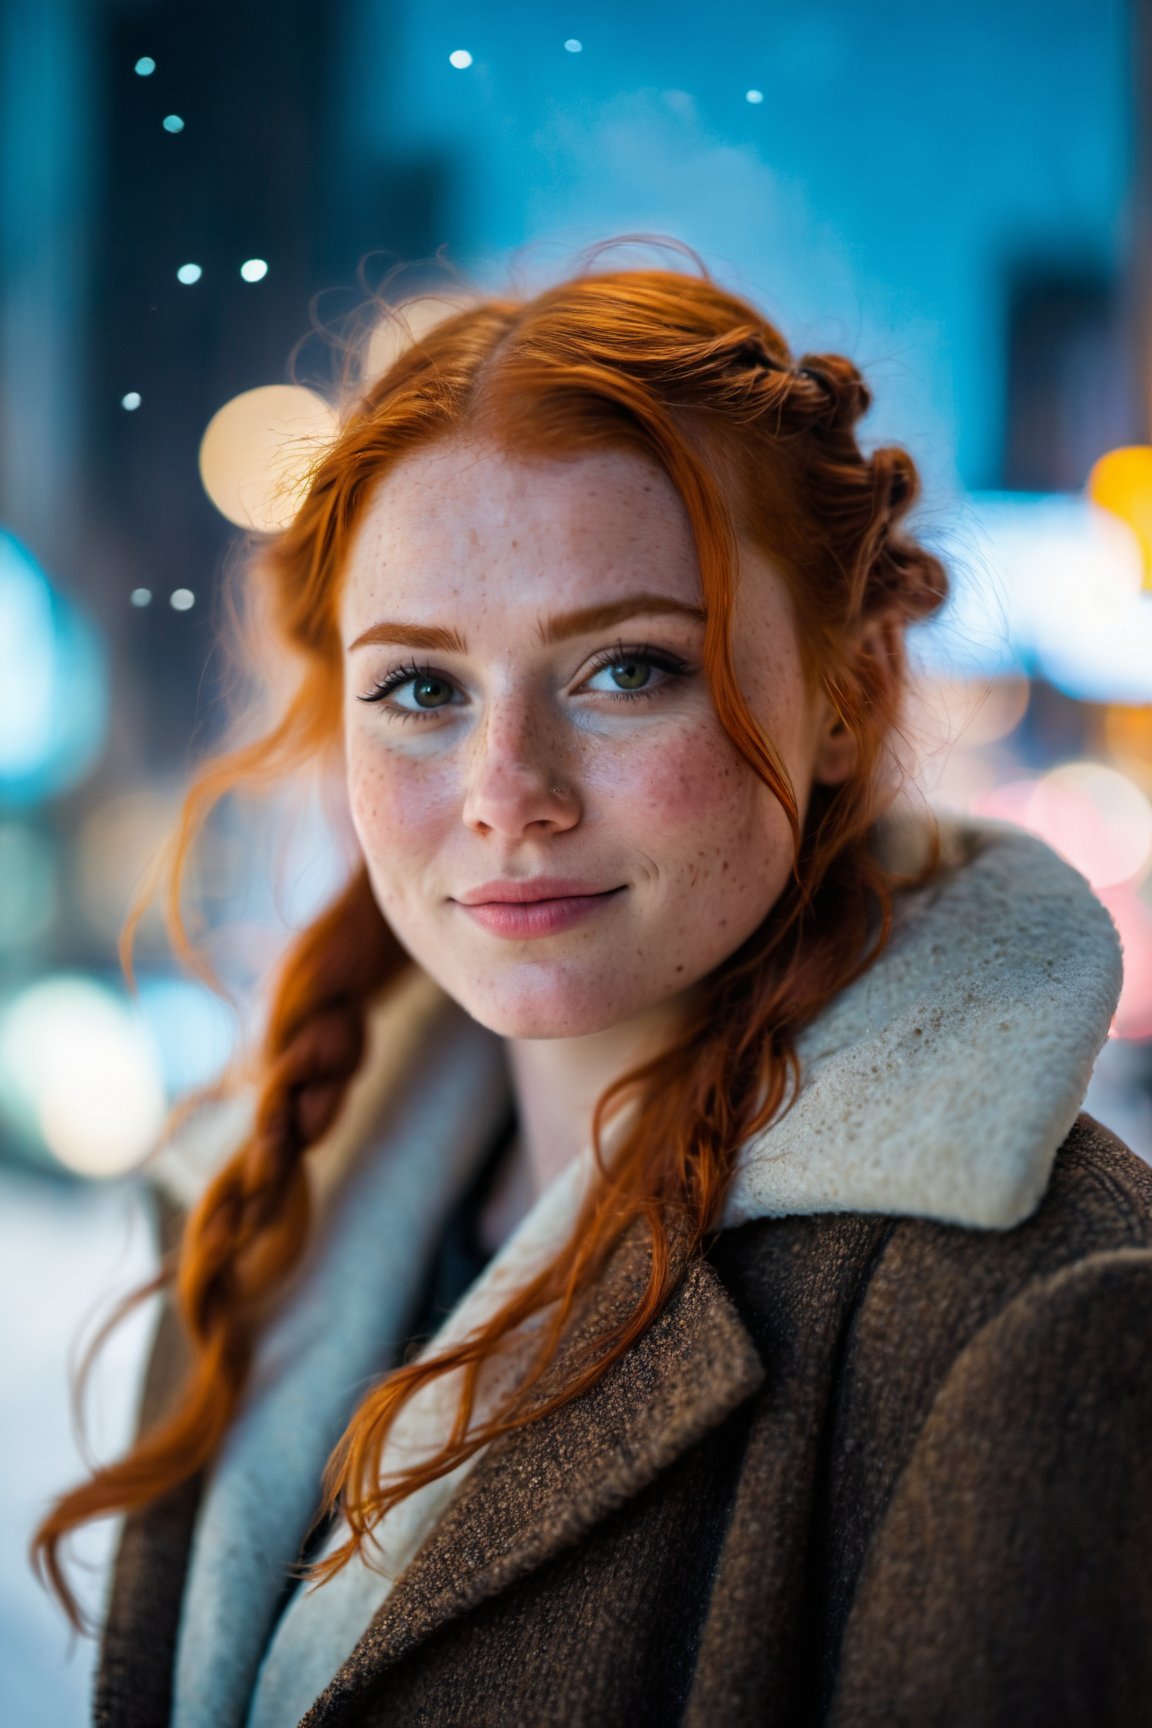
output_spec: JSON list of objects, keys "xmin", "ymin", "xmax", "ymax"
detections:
[{"xmin": 811, "ymin": 610, "xmax": 905, "ymax": 787}]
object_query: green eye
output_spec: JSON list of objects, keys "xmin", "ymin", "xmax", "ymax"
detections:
[
  {"xmin": 582, "ymin": 645, "xmax": 689, "ymax": 702},
  {"xmin": 408, "ymin": 675, "xmax": 453, "ymax": 708},
  {"xmin": 602, "ymin": 658, "xmax": 651, "ymax": 691},
  {"xmin": 358, "ymin": 662, "xmax": 461, "ymax": 716}
]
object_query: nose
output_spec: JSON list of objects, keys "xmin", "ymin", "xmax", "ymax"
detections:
[{"xmin": 461, "ymin": 693, "xmax": 582, "ymax": 839}]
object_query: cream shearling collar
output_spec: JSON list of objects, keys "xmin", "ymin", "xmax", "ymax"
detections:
[{"xmin": 722, "ymin": 810, "xmax": 1123, "ymax": 1231}]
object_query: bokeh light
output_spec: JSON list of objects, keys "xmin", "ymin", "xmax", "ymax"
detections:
[
  {"xmin": 0, "ymin": 824, "xmax": 58, "ymax": 951},
  {"xmin": 1031, "ymin": 763, "xmax": 1152, "ymax": 888},
  {"xmin": 746, "ymin": 89, "xmax": 765, "ymax": 104},
  {"xmin": 974, "ymin": 761, "xmax": 1152, "ymax": 890},
  {"xmin": 916, "ymin": 492, "xmax": 1152, "ymax": 700},
  {"xmin": 239, "ymin": 258, "xmax": 268, "ymax": 282},
  {"xmin": 198, "ymin": 384, "xmax": 338, "ymax": 533},
  {"xmin": 0, "ymin": 531, "xmax": 108, "ymax": 805},
  {"xmin": 1102, "ymin": 705, "xmax": 1152, "ymax": 796},
  {"xmin": 162, "ymin": 114, "xmax": 185, "ymax": 134},
  {"xmin": 449, "ymin": 49, "xmax": 474, "ymax": 69},
  {"xmin": 1088, "ymin": 446, "xmax": 1152, "ymax": 590},
  {"xmin": 363, "ymin": 292, "xmax": 475, "ymax": 385},
  {"xmin": 911, "ymin": 673, "xmax": 1031, "ymax": 752},
  {"xmin": 176, "ymin": 262, "xmax": 202, "ymax": 284},
  {"xmin": 121, "ymin": 391, "xmax": 141, "ymax": 411},
  {"xmin": 1097, "ymin": 886, "xmax": 1152, "ymax": 1043},
  {"xmin": 169, "ymin": 588, "xmax": 195, "ymax": 610},
  {"xmin": 564, "ymin": 40, "xmax": 583, "ymax": 53},
  {"xmin": 75, "ymin": 789, "xmax": 177, "ymax": 943},
  {"xmin": 136, "ymin": 976, "xmax": 236, "ymax": 1094},
  {"xmin": 0, "ymin": 977, "xmax": 166, "ymax": 1177},
  {"xmin": 129, "ymin": 587, "xmax": 151, "ymax": 606},
  {"xmin": 134, "ymin": 56, "xmax": 155, "ymax": 76}
]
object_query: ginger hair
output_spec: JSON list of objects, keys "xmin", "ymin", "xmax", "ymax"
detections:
[{"xmin": 33, "ymin": 245, "xmax": 949, "ymax": 1625}]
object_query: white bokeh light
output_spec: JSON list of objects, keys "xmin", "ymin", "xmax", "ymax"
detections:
[
  {"xmin": 0, "ymin": 977, "xmax": 167, "ymax": 1177},
  {"xmin": 198, "ymin": 383, "xmax": 339, "ymax": 532},
  {"xmin": 176, "ymin": 262, "xmax": 202, "ymax": 285},
  {"xmin": 240, "ymin": 258, "xmax": 268, "ymax": 282},
  {"xmin": 363, "ymin": 291, "xmax": 475, "ymax": 385},
  {"xmin": 914, "ymin": 493, "xmax": 1152, "ymax": 698},
  {"xmin": 449, "ymin": 48, "xmax": 473, "ymax": 68}
]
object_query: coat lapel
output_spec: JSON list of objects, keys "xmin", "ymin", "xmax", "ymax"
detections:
[{"xmin": 299, "ymin": 1229, "xmax": 766, "ymax": 1727}]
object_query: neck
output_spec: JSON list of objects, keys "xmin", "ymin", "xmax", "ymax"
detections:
[{"xmin": 477, "ymin": 1001, "xmax": 684, "ymax": 1256}]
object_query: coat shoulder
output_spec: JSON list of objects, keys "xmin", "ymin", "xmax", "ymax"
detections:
[
  {"xmin": 708, "ymin": 1110, "xmax": 1152, "ymax": 1371},
  {"xmin": 827, "ymin": 1232, "xmax": 1152, "ymax": 1725},
  {"xmin": 706, "ymin": 1112, "xmax": 1152, "ymax": 1723},
  {"xmin": 1040, "ymin": 1108, "xmax": 1152, "ymax": 1233}
]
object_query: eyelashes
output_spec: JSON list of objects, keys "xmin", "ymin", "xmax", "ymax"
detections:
[
  {"xmin": 358, "ymin": 660, "xmax": 456, "ymax": 714},
  {"xmin": 583, "ymin": 641, "xmax": 691, "ymax": 693},
  {"xmin": 356, "ymin": 642, "xmax": 692, "ymax": 720}
]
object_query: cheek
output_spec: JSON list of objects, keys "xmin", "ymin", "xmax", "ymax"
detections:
[
  {"xmin": 611, "ymin": 721, "xmax": 798, "ymax": 950},
  {"xmin": 610, "ymin": 721, "xmax": 784, "ymax": 860},
  {"xmin": 344, "ymin": 737, "xmax": 451, "ymax": 886}
]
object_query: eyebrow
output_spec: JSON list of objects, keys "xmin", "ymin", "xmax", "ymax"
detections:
[{"xmin": 347, "ymin": 593, "xmax": 707, "ymax": 653}]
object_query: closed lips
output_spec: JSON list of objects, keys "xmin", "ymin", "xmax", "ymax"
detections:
[
  {"xmin": 452, "ymin": 884, "xmax": 626, "ymax": 939},
  {"xmin": 455, "ymin": 882, "xmax": 624, "ymax": 905}
]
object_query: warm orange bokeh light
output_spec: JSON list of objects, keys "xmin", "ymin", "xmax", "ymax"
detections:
[{"xmin": 1088, "ymin": 446, "xmax": 1152, "ymax": 591}]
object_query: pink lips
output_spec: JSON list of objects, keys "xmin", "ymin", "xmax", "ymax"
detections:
[{"xmin": 453, "ymin": 878, "xmax": 626, "ymax": 939}]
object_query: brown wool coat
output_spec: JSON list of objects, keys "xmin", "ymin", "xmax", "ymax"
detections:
[{"xmin": 97, "ymin": 1109, "xmax": 1152, "ymax": 1728}]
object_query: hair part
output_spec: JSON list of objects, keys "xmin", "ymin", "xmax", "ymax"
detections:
[{"xmin": 33, "ymin": 246, "xmax": 949, "ymax": 1627}]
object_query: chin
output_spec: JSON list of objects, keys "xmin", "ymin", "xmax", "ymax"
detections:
[{"xmin": 449, "ymin": 965, "xmax": 643, "ymax": 1042}]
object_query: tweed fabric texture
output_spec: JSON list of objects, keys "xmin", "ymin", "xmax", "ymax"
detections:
[{"xmin": 96, "ymin": 1116, "xmax": 1152, "ymax": 1726}]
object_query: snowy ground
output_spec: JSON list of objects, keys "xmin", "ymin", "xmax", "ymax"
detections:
[{"xmin": 0, "ymin": 1164, "xmax": 155, "ymax": 1727}]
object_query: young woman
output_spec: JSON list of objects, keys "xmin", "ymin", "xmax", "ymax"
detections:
[{"xmin": 36, "ymin": 256, "xmax": 1152, "ymax": 1727}]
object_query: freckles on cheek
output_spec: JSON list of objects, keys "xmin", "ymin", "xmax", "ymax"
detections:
[
  {"xmin": 632, "ymin": 729, "xmax": 788, "ymax": 910},
  {"xmin": 347, "ymin": 750, "xmax": 437, "ymax": 855},
  {"xmin": 634, "ymin": 729, "xmax": 753, "ymax": 828},
  {"xmin": 347, "ymin": 755, "xmax": 389, "ymax": 845}
]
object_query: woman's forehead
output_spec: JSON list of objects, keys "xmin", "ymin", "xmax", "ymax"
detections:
[{"xmin": 340, "ymin": 441, "xmax": 706, "ymax": 622}]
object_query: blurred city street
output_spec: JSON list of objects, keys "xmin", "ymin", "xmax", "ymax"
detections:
[{"xmin": 3, "ymin": 1, "xmax": 1152, "ymax": 1717}]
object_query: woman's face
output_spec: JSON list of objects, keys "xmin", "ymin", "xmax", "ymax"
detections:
[{"xmin": 339, "ymin": 439, "xmax": 835, "ymax": 1040}]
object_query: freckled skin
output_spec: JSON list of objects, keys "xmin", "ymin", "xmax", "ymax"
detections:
[{"xmin": 339, "ymin": 439, "xmax": 842, "ymax": 1043}]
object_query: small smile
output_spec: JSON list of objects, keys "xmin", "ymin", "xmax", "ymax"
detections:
[{"xmin": 453, "ymin": 885, "xmax": 626, "ymax": 939}]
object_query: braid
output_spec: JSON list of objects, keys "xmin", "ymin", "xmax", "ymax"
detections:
[
  {"xmin": 30, "ymin": 868, "xmax": 407, "ymax": 1627},
  {"xmin": 713, "ymin": 332, "xmax": 947, "ymax": 625},
  {"xmin": 179, "ymin": 865, "xmax": 403, "ymax": 1337},
  {"xmin": 865, "ymin": 444, "xmax": 947, "ymax": 620},
  {"xmin": 789, "ymin": 351, "xmax": 873, "ymax": 433}
]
